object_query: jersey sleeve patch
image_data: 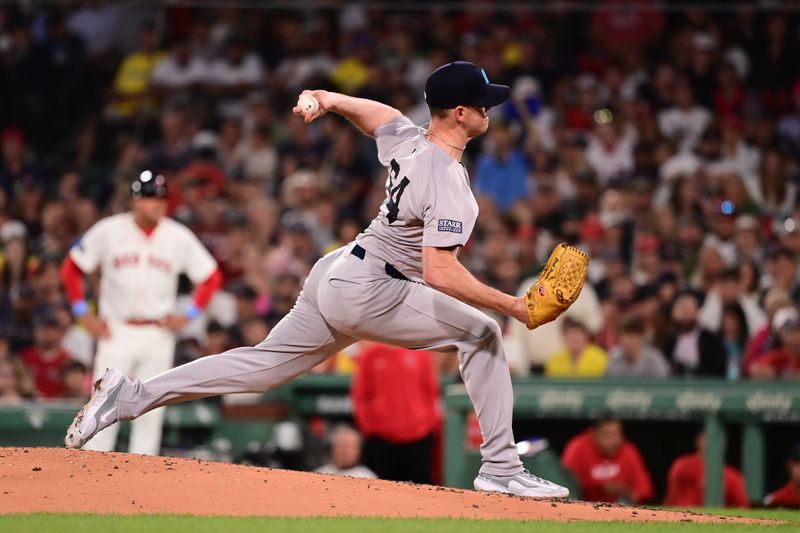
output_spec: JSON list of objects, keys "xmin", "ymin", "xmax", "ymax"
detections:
[{"xmin": 437, "ymin": 219, "xmax": 463, "ymax": 233}]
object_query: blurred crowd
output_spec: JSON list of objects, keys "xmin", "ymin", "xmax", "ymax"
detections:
[{"xmin": 1, "ymin": 1, "xmax": 800, "ymax": 402}]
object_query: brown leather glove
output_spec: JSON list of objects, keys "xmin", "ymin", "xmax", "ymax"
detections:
[{"xmin": 523, "ymin": 243, "xmax": 589, "ymax": 330}]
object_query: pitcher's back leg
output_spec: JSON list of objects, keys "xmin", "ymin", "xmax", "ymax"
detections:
[{"xmin": 115, "ymin": 290, "xmax": 354, "ymax": 420}]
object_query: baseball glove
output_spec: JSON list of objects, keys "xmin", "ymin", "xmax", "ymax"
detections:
[{"xmin": 523, "ymin": 243, "xmax": 589, "ymax": 330}]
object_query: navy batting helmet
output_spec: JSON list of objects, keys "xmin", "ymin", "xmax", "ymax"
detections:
[{"xmin": 131, "ymin": 170, "xmax": 167, "ymax": 199}]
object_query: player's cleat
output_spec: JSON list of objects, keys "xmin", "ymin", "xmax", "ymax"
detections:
[
  {"xmin": 474, "ymin": 469, "xmax": 570, "ymax": 498},
  {"xmin": 64, "ymin": 368, "xmax": 125, "ymax": 449}
]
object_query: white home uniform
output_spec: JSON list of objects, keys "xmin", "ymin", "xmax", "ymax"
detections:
[{"xmin": 69, "ymin": 212, "xmax": 216, "ymax": 454}]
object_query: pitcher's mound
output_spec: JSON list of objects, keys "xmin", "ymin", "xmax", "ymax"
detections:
[{"xmin": 0, "ymin": 447, "xmax": 758, "ymax": 523}]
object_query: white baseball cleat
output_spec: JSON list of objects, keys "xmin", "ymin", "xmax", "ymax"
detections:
[
  {"xmin": 64, "ymin": 368, "xmax": 125, "ymax": 449},
  {"xmin": 474, "ymin": 469, "xmax": 570, "ymax": 498}
]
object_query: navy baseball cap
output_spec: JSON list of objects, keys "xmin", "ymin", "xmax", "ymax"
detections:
[
  {"xmin": 424, "ymin": 61, "xmax": 510, "ymax": 109},
  {"xmin": 131, "ymin": 170, "xmax": 167, "ymax": 199}
]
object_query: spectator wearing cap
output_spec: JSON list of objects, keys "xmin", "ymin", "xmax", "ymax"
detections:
[
  {"xmin": 473, "ymin": 123, "xmax": 531, "ymax": 212},
  {"xmin": 662, "ymin": 292, "xmax": 727, "ymax": 377},
  {"xmin": 606, "ymin": 317, "xmax": 670, "ymax": 378},
  {"xmin": 544, "ymin": 317, "xmax": 608, "ymax": 378},
  {"xmin": 751, "ymin": 308, "xmax": 800, "ymax": 380},
  {"xmin": 764, "ymin": 443, "xmax": 800, "ymax": 508},
  {"xmin": 664, "ymin": 429, "xmax": 749, "ymax": 508},
  {"xmin": 19, "ymin": 311, "xmax": 75, "ymax": 398}
]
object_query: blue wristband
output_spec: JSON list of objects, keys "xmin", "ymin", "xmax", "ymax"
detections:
[
  {"xmin": 72, "ymin": 300, "xmax": 89, "ymax": 317},
  {"xmin": 184, "ymin": 304, "xmax": 201, "ymax": 320}
]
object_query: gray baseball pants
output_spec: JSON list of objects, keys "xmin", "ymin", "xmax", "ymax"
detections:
[{"xmin": 114, "ymin": 243, "xmax": 523, "ymax": 476}]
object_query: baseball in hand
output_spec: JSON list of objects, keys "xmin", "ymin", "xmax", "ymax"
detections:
[{"xmin": 297, "ymin": 93, "xmax": 319, "ymax": 115}]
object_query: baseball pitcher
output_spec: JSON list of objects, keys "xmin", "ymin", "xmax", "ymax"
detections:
[
  {"xmin": 60, "ymin": 172, "xmax": 221, "ymax": 454},
  {"xmin": 65, "ymin": 62, "xmax": 587, "ymax": 496}
]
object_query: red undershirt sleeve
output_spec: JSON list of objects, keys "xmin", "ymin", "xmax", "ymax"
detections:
[
  {"xmin": 192, "ymin": 268, "xmax": 222, "ymax": 309},
  {"xmin": 60, "ymin": 256, "xmax": 86, "ymax": 303}
]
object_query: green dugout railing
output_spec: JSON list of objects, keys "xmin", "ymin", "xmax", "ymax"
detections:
[
  {"xmin": 444, "ymin": 379, "xmax": 800, "ymax": 506},
  {"xmin": 2, "ymin": 376, "xmax": 798, "ymax": 506}
]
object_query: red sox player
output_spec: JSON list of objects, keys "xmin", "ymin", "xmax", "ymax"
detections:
[{"xmin": 60, "ymin": 171, "xmax": 221, "ymax": 454}]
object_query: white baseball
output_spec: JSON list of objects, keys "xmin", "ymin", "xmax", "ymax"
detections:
[{"xmin": 297, "ymin": 93, "xmax": 319, "ymax": 115}]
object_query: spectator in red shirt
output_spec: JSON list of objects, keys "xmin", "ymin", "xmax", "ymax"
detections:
[
  {"xmin": 764, "ymin": 443, "xmax": 800, "ymax": 508},
  {"xmin": 562, "ymin": 418, "xmax": 654, "ymax": 503},
  {"xmin": 664, "ymin": 430, "xmax": 749, "ymax": 508},
  {"xmin": 19, "ymin": 312, "xmax": 75, "ymax": 398},
  {"xmin": 751, "ymin": 309, "xmax": 800, "ymax": 380},
  {"xmin": 351, "ymin": 342, "xmax": 440, "ymax": 484}
]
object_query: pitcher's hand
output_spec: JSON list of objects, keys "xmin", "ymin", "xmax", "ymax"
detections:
[{"xmin": 292, "ymin": 90, "xmax": 336, "ymax": 123}]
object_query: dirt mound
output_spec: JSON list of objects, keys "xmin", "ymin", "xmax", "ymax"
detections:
[{"xmin": 0, "ymin": 447, "xmax": 762, "ymax": 523}]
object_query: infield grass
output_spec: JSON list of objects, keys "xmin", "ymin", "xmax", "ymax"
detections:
[{"xmin": 0, "ymin": 512, "xmax": 798, "ymax": 533}]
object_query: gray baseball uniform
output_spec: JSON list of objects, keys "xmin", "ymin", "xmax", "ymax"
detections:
[{"xmin": 113, "ymin": 115, "xmax": 523, "ymax": 477}]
